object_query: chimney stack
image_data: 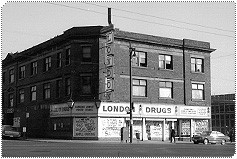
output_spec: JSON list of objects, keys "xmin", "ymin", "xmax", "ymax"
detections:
[{"xmin": 108, "ymin": 8, "xmax": 112, "ymax": 25}]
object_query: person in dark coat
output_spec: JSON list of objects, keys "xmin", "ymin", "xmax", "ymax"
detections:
[{"xmin": 170, "ymin": 127, "xmax": 176, "ymax": 143}]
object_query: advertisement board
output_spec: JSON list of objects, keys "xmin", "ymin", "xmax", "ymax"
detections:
[
  {"xmin": 73, "ymin": 118, "xmax": 97, "ymax": 137},
  {"xmin": 99, "ymin": 118, "xmax": 124, "ymax": 137}
]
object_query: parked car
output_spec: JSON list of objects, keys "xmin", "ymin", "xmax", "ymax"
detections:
[
  {"xmin": 192, "ymin": 131, "xmax": 230, "ymax": 145},
  {"xmin": 2, "ymin": 125, "xmax": 21, "ymax": 139}
]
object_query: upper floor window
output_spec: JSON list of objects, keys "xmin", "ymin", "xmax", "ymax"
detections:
[
  {"xmin": 9, "ymin": 69, "xmax": 14, "ymax": 83},
  {"xmin": 9, "ymin": 93, "xmax": 14, "ymax": 107},
  {"xmin": 159, "ymin": 81, "xmax": 173, "ymax": 98},
  {"xmin": 65, "ymin": 49, "xmax": 70, "ymax": 65},
  {"xmin": 65, "ymin": 78, "xmax": 71, "ymax": 96},
  {"xmin": 56, "ymin": 80, "xmax": 62, "ymax": 98},
  {"xmin": 57, "ymin": 52, "xmax": 62, "ymax": 68},
  {"xmin": 81, "ymin": 76, "xmax": 92, "ymax": 95},
  {"xmin": 191, "ymin": 58, "xmax": 204, "ymax": 73},
  {"xmin": 19, "ymin": 89, "xmax": 24, "ymax": 103},
  {"xmin": 44, "ymin": 57, "xmax": 51, "ymax": 71},
  {"xmin": 2, "ymin": 72, "xmax": 6, "ymax": 84},
  {"xmin": 19, "ymin": 66, "xmax": 25, "ymax": 79},
  {"xmin": 31, "ymin": 61, "xmax": 37, "ymax": 75},
  {"xmin": 192, "ymin": 83, "xmax": 204, "ymax": 100},
  {"xmin": 43, "ymin": 83, "xmax": 51, "ymax": 99},
  {"xmin": 82, "ymin": 46, "xmax": 92, "ymax": 62},
  {"xmin": 159, "ymin": 55, "xmax": 172, "ymax": 70},
  {"xmin": 31, "ymin": 86, "xmax": 37, "ymax": 101},
  {"xmin": 132, "ymin": 52, "xmax": 147, "ymax": 67},
  {"xmin": 133, "ymin": 79, "xmax": 147, "ymax": 97}
]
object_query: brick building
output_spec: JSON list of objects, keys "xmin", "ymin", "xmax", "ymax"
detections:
[
  {"xmin": 2, "ymin": 25, "xmax": 215, "ymax": 140},
  {"xmin": 211, "ymin": 93, "xmax": 235, "ymax": 141}
]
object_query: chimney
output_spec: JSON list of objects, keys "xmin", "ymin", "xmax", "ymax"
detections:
[{"xmin": 108, "ymin": 8, "xmax": 112, "ymax": 25}]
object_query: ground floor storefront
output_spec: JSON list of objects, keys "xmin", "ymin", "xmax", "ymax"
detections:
[{"xmin": 49, "ymin": 102, "xmax": 211, "ymax": 141}]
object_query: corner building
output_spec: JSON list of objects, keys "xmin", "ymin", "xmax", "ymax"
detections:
[{"xmin": 2, "ymin": 25, "xmax": 215, "ymax": 141}]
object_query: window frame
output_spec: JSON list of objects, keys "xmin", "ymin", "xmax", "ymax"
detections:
[
  {"xmin": 159, "ymin": 81, "xmax": 173, "ymax": 98},
  {"xmin": 159, "ymin": 54, "xmax": 173, "ymax": 70},
  {"xmin": 82, "ymin": 46, "xmax": 92, "ymax": 62},
  {"xmin": 132, "ymin": 79, "xmax": 147, "ymax": 97},
  {"xmin": 191, "ymin": 57, "xmax": 204, "ymax": 73},
  {"xmin": 56, "ymin": 80, "xmax": 62, "ymax": 98},
  {"xmin": 44, "ymin": 56, "xmax": 52, "ymax": 72},
  {"xmin": 65, "ymin": 49, "xmax": 71, "ymax": 66},
  {"xmin": 9, "ymin": 69, "xmax": 15, "ymax": 83},
  {"xmin": 81, "ymin": 76, "xmax": 92, "ymax": 95},
  {"xmin": 132, "ymin": 51, "xmax": 147, "ymax": 67},
  {"xmin": 9, "ymin": 93, "xmax": 14, "ymax": 107},
  {"xmin": 56, "ymin": 52, "xmax": 62, "ymax": 68},
  {"xmin": 31, "ymin": 86, "xmax": 37, "ymax": 101},
  {"xmin": 191, "ymin": 83, "xmax": 205, "ymax": 100},
  {"xmin": 65, "ymin": 78, "xmax": 71, "ymax": 96},
  {"xmin": 31, "ymin": 61, "xmax": 37, "ymax": 75},
  {"xmin": 19, "ymin": 89, "xmax": 25, "ymax": 103},
  {"xmin": 43, "ymin": 83, "xmax": 51, "ymax": 99}
]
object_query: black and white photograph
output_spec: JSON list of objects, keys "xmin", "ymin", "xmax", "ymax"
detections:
[{"xmin": 1, "ymin": 1, "xmax": 235, "ymax": 158}]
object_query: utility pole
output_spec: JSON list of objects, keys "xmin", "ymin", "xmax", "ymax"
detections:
[{"xmin": 129, "ymin": 43, "xmax": 135, "ymax": 143}]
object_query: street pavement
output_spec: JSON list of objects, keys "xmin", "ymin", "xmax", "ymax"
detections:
[{"xmin": 2, "ymin": 138, "xmax": 236, "ymax": 158}]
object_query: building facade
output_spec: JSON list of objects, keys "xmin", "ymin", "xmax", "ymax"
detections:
[
  {"xmin": 2, "ymin": 25, "xmax": 215, "ymax": 141},
  {"xmin": 211, "ymin": 93, "xmax": 235, "ymax": 141}
]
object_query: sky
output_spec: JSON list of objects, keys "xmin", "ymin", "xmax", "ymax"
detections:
[{"xmin": 1, "ymin": 1, "xmax": 235, "ymax": 95}]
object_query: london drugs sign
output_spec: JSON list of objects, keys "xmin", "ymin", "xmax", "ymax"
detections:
[{"xmin": 105, "ymin": 31, "xmax": 114, "ymax": 101}]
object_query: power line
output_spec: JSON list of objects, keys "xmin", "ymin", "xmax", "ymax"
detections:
[
  {"xmin": 83, "ymin": 2, "xmax": 234, "ymax": 33},
  {"xmin": 44, "ymin": 2, "xmax": 234, "ymax": 38},
  {"xmin": 211, "ymin": 53, "xmax": 235, "ymax": 59}
]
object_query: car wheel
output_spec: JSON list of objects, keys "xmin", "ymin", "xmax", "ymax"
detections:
[
  {"xmin": 221, "ymin": 139, "xmax": 226, "ymax": 145},
  {"xmin": 203, "ymin": 139, "xmax": 208, "ymax": 145}
]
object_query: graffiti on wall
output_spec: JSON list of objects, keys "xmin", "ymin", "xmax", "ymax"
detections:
[
  {"xmin": 100, "ymin": 118, "xmax": 124, "ymax": 137},
  {"xmin": 74, "ymin": 118, "xmax": 96, "ymax": 137}
]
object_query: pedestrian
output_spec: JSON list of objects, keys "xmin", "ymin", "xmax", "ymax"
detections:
[
  {"xmin": 229, "ymin": 128, "xmax": 233, "ymax": 143},
  {"xmin": 170, "ymin": 127, "xmax": 176, "ymax": 143}
]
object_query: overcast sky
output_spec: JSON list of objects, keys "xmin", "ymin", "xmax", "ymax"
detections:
[{"xmin": 1, "ymin": 1, "xmax": 235, "ymax": 95}]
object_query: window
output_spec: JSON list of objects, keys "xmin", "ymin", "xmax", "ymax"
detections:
[
  {"xmin": 132, "ymin": 52, "xmax": 147, "ymax": 67},
  {"xmin": 9, "ymin": 93, "xmax": 14, "ymax": 107},
  {"xmin": 44, "ymin": 57, "xmax": 51, "ymax": 71},
  {"xmin": 81, "ymin": 76, "xmax": 92, "ymax": 94},
  {"xmin": 65, "ymin": 49, "xmax": 70, "ymax": 65},
  {"xmin": 3, "ymin": 72, "xmax": 6, "ymax": 84},
  {"xmin": 159, "ymin": 55, "xmax": 172, "ymax": 70},
  {"xmin": 31, "ymin": 86, "xmax": 37, "ymax": 101},
  {"xmin": 31, "ymin": 61, "xmax": 37, "ymax": 75},
  {"xmin": 57, "ymin": 52, "xmax": 62, "ymax": 68},
  {"xmin": 133, "ymin": 79, "xmax": 147, "ymax": 97},
  {"xmin": 159, "ymin": 81, "xmax": 173, "ymax": 98},
  {"xmin": 192, "ymin": 83, "xmax": 204, "ymax": 100},
  {"xmin": 82, "ymin": 46, "xmax": 91, "ymax": 62},
  {"xmin": 9, "ymin": 69, "xmax": 14, "ymax": 83},
  {"xmin": 191, "ymin": 58, "xmax": 204, "ymax": 73},
  {"xmin": 65, "ymin": 78, "xmax": 71, "ymax": 96},
  {"xmin": 43, "ymin": 83, "xmax": 50, "ymax": 99},
  {"xmin": 56, "ymin": 80, "xmax": 62, "ymax": 98},
  {"xmin": 19, "ymin": 66, "xmax": 25, "ymax": 79},
  {"xmin": 19, "ymin": 89, "xmax": 24, "ymax": 103}
]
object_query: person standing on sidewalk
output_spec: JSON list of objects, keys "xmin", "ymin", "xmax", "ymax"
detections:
[{"xmin": 170, "ymin": 127, "xmax": 176, "ymax": 143}]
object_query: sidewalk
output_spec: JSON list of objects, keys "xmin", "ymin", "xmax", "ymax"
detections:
[{"xmin": 23, "ymin": 138, "xmax": 195, "ymax": 144}]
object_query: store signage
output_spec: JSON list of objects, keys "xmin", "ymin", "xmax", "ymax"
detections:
[
  {"xmin": 104, "ymin": 30, "xmax": 115, "ymax": 102},
  {"xmin": 179, "ymin": 106, "xmax": 210, "ymax": 117},
  {"xmin": 50, "ymin": 102, "xmax": 97, "ymax": 117}
]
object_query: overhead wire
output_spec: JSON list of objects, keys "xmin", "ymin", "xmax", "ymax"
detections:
[
  {"xmin": 82, "ymin": 1, "xmax": 234, "ymax": 33},
  {"xmin": 44, "ymin": 2, "xmax": 234, "ymax": 38}
]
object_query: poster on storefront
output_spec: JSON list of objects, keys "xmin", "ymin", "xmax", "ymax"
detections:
[
  {"xmin": 73, "ymin": 118, "xmax": 97, "ymax": 137},
  {"xmin": 194, "ymin": 119, "xmax": 209, "ymax": 135},
  {"xmin": 181, "ymin": 119, "xmax": 190, "ymax": 136},
  {"xmin": 99, "ymin": 118, "xmax": 124, "ymax": 137}
]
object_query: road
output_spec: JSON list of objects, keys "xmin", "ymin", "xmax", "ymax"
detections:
[{"xmin": 2, "ymin": 139, "xmax": 236, "ymax": 157}]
